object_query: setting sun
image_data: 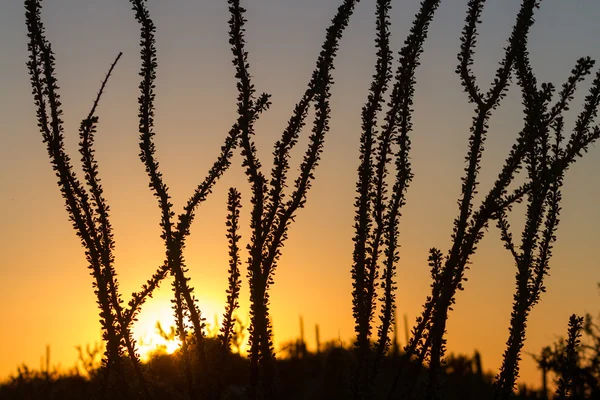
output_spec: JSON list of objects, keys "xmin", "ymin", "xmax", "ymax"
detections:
[
  {"xmin": 130, "ymin": 295, "xmax": 245, "ymax": 360},
  {"xmin": 132, "ymin": 304, "xmax": 181, "ymax": 361},
  {"xmin": 136, "ymin": 331, "xmax": 181, "ymax": 360}
]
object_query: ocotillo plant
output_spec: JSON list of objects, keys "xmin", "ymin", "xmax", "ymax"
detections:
[
  {"xmin": 25, "ymin": 0, "xmax": 270, "ymax": 398},
  {"xmin": 387, "ymin": 0, "xmax": 600, "ymax": 398},
  {"xmin": 215, "ymin": 188, "xmax": 243, "ymax": 398},
  {"xmin": 383, "ymin": 2, "xmax": 542, "ymax": 396},
  {"xmin": 420, "ymin": 4, "xmax": 542, "ymax": 395},
  {"xmin": 226, "ymin": 0, "xmax": 360, "ymax": 398},
  {"xmin": 25, "ymin": 1, "xmax": 146, "ymax": 397},
  {"xmin": 219, "ymin": 188, "xmax": 243, "ymax": 359},
  {"xmin": 494, "ymin": 40, "xmax": 600, "ymax": 398},
  {"xmin": 350, "ymin": 0, "xmax": 440, "ymax": 398},
  {"xmin": 25, "ymin": 0, "xmax": 362, "ymax": 397},
  {"xmin": 127, "ymin": 0, "xmax": 274, "ymax": 397},
  {"xmin": 126, "ymin": 0, "xmax": 273, "ymax": 397}
]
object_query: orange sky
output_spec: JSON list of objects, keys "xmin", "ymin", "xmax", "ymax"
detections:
[{"xmin": 2, "ymin": 0, "xmax": 600, "ymax": 390}]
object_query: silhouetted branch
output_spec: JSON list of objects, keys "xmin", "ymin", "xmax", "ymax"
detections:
[
  {"xmin": 555, "ymin": 315, "xmax": 584, "ymax": 400},
  {"xmin": 352, "ymin": 1, "xmax": 393, "ymax": 396},
  {"xmin": 494, "ymin": 35, "xmax": 600, "ymax": 397},
  {"xmin": 220, "ymin": 188, "xmax": 243, "ymax": 355},
  {"xmin": 78, "ymin": 52, "xmax": 152, "ymax": 398},
  {"xmin": 229, "ymin": 1, "xmax": 360, "ymax": 398},
  {"xmin": 25, "ymin": 1, "xmax": 131, "ymax": 395},
  {"xmin": 375, "ymin": 0, "xmax": 440, "ymax": 371},
  {"xmin": 391, "ymin": 1, "xmax": 542, "ymax": 398}
]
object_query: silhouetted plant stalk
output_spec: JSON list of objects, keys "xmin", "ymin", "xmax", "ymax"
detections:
[
  {"xmin": 382, "ymin": 0, "xmax": 600, "ymax": 398},
  {"xmin": 373, "ymin": 0, "xmax": 439, "ymax": 374},
  {"xmin": 215, "ymin": 188, "xmax": 243, "ymax": 397},
  {"xmin": 392, "ymin": 2, "xmax": 542, "ymax": 397},
  {"xmin": 127, "ymin": 1, "xmax": 203, "ymax": 396},
  {"xmin": 351, "ymin": 1, "xmax": 393, "ymax": 396},
  {"xmin": 79, "ymin": 53, "xmax": 155, "ymax": 400},
  {"xmin": 390, "ymin": 248, "xmax": 444, "ymax": 400},
  {"xmin": 24, "ymin": 1, "xmax": 149, "ymax": 397},
  {"xmin": 127, "ymin": 0, "xmax": 272, "ymax": 398},
  {"xmin": 226, "ymin": 0, "xmax": 360, "ymax": 398},
  {"xmin": 555, "ymin": 315, "xmax": 585, "ymax": 400},
  {"xmin": 26, "ymin": 0, "xmax": 270, "ymax": 398},
  {"xmin": 383, "ymin": 0, "xmax": 532, "ymax": 396},
  {"xmin": 494, "ymin": 38, "xmax": 600, "ymax": 398},
  {"xmin": 419, "ymin": 3, "xmax": 541, "ymax": 393},
  {"xmin": 219, "ymin": 188, "xmax": 243, "ymax": 356},
  {"xmin": 349, "ymin": 0, "xmax": 440, "ymax": 398}
]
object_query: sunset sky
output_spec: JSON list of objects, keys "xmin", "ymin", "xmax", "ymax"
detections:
[{"xmin": 1, "ymin": 0, "xmax": 600, "ymax": 389}]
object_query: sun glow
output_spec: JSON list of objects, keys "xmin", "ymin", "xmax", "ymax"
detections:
[
  {"xmin": 131, "ymin": 296, "xmax": 232, "ymax": 361},
  {"xmin": 133, "ymin": 303, "xmax": 182, "ymax": 361}
]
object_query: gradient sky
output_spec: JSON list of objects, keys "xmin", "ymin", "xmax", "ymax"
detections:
[{"xmin": 1, "ymin": 0, "xmax": 600, "ymax": 389}]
